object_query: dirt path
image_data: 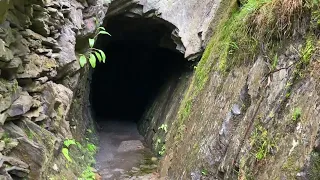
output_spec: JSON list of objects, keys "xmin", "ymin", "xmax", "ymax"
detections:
[{"xmin": 95, "ymin": 120, "xmax": 159, "ymax": 180}]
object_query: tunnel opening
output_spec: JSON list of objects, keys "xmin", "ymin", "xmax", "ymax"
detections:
[
  {"xmin": 90, "ymin": 13, "xmax": 192, "ymax": 179},
  {"xmin": 90, "ymin": 15, "xmax": 189, "ymax": 124}
]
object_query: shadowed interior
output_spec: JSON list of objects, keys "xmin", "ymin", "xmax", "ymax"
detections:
[{"xmin": 90, "ymin": 15, "xmax": 189, "ymax": 122}]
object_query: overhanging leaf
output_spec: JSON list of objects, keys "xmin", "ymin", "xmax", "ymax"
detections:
[
  {"xmin": 98, "ymin": 27, "xmax": 106, "ymax": 31},
  {"xmin": 88, "ymin": 38, "xmax": 95, "ymax": 48},
  {"xmin": 97, "ymin": 50, "xmax": 106, "ymax": 63},
  {"xmin": 89, "ymin": 53, "xmax": 96, "ymax": 68},
  {"xmin": 94, "ymin": 51, "xmax": 102, "ymax": 62},
  {"xmin": 99, "ymin": 31, "xmax": 111, "ymax": 36},
  {"xmin": 79, "ymin": 55, "xmax": 87, "ymax": 67}
]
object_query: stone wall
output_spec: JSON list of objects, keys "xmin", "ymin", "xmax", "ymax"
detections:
[
  {"xmin": 0, "ymin": 0, "xmax": 107, "ymax": 179},
  {"xmin": 139, "ymin": 1, "xmax": 320, "ymax": 179}
]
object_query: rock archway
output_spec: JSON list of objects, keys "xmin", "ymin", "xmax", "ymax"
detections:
[{"xmin": 90, "ymin": 12, "xmax": 191, "ymax": 178}]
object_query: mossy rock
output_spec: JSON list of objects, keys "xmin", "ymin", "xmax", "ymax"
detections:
[{"xmin": 0, "ymin": 0, "xmax": 11, "ymax": 23}]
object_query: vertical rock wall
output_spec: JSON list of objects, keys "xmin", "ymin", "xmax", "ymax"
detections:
[
  {"xmin": 139, "ymin": 1, "xmax": 320, "ymax": 180},
  {"xmin": 0, "ymin": 0, "xmax": 107, "ymax": 179}
]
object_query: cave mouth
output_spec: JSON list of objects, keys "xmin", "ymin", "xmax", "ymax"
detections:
[{"xmin": 90, "ymin": 15, "xmax": 188, "ymax": 124}]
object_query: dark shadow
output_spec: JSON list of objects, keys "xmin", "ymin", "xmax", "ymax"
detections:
[{"xmin": 90, "ymin": 15, "xmax": 189, "ymax": 123}]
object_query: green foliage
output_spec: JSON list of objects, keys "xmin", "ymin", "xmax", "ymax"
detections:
[
  {"xmin": 1, "ymin": 133, "xmax": 11, "ymax": 144},
  {"xmin": 78, "ymin": 166, "xmax": 96, "ymax": 180},
  {"xmin": 79, "ymin": 27, "xmax": 110, "ymax": 68},
  {"xmin": 26, "ymin": 130, "xmax": 34, "ymax": 140},
  {"xmin": 64, "ymin": 139, "xmax": 76, "ymax": 148},
  {"xmin": 272, "ymin": 54, "xmax": 278, "ymax": 70},
  {"xmin": 301, "ymin": 37, "xmax": 315, "ymax": 65},
  {"xmin": 87, "ymin": 143, "xmax": 97, "ymax": 153},
  {"xmin": 155, "ymin": 138, "xmax": 161, "ymax": 149},
  {"xmin": 250, "ymin": 125, "xmax": 277, "ymax": 160},
  {"xmin": 158, "ymin": 145, "xmax": 166, "ymax": 156},
  {"xmin": 292, "ymin": 108, "xmax": 302, "ymax": 122},
  {"xmin": 201, "ymin": 169, "xmax": 208, "ymax": 176},
  {"xmin": 158, "ymin": 124, "xmax": 168, "ymax": 133},
  {"xmin": 62, "ymin": 148, "xmax": 72, "ymax": 162}
]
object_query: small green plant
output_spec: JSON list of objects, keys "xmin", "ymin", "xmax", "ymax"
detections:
[
  {"xmin": 301, "ymin": 37, "xmax": 315, "ymax": 65},
  {"xmin": 64, "ymin": 139, "xmax": 76, "ymax": 148},
  {"xmin": 158, "ymin": 145, "xmax": 166, "ymax": 156},
  {"xmin": 250, "ymin": 125, "xmax": 277, "ymax": 160},
  {"xmin": 201, "ymin": 169, "xmax": 208, "ymax": 176},
  {"xmin": 87, "ymin": 129, "xmax": 93, "ymax": 134},
  {"xmin": 79, "ymin": 27, "xmax": 111, "ymax": 68},
  {"xmin": 2, "ymin": 133, "xmax": 11, "ymax": 144},
  {"xmin": 155, "ymin": 138, "xmax": 161, "ymax": 149},
  {"xmin": 292, "ymin": 108, "xmax": 302, "ymax": 122},
  {"xmin": 62, "ymin": 139, "xmax": 77, "ymax": 162},
  {"xmin": 158, "ymin": 124, "xmax": 168, "ymax": 133},
  {"xmin": 26, "ymin": 130, "xmax": 34, "ymax": 140},
  {"xmin": 272, "ymin": 54, "xmax": 278, "ymax": 70},
  {"xmin": 62, "ymin": 148, "xmax": 72, "ymax": 162},
  {"xmin": 87, "ymin": 143, "xmax": 97, "ymax": 153},
  {"xmin": 79, "ymin": 166, "xmax": 96, "ymax": 180}
]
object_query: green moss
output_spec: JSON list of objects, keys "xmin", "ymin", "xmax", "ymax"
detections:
[
  {"xmin": 26, "ymin": 129, "xmax": 34, "ymax": 140},
  {"xmin": 309, "ymin": 151, "xmax": 320, "ymax": 180},
  {"xmin": 292, "ymin": 107, "xmax": 302, "ymax": 122},
  {"xmin": 282, "ymin": 152, "xmax": 301, "ymax": 179}
]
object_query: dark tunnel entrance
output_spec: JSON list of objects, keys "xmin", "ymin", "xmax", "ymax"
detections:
[
  {"xmin": 91, "ymin": 14, "xmax": 192, "ymax": 178},
  {"xmin": 90, "ymin": 15, "xmax": 189, "ymax": 123}
]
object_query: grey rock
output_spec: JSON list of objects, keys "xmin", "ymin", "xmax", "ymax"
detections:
[
  {"xmin": 5, "ymin": 166, "xmax": 29, "ymax": 178},
  {"xmin": 231, "ymin": 104, "xmax": 241, "ymax": 115},
  {"xmin": 0, "ymin": 113, "xmax": 7, "ymax": 125},
  {"xmin": 42, "ymin": 37, "xmax": 58, "ymax": 47},
  {"xmin": 0, "ymin": 79, "xmax": 21, "ymax": 113},
  {"xmin": 7, "ymin": 91, "xmax": 33, "ymax": 117},
  {"xmin": 0, "ymin": 141, "xmax": 5, "ymax": 151},
  {"xmin": 0, "ymin": 39, "xmax": 13, "ymax": 62},
  {"xmin": 57, "ymin": 27, "xmax": 76, "ymax": 68},
  {"xmin": 117, "ymin": 140, "xmax": 144, "ymax": 152},
  {"xmin": 40, "ymin": 81, "xmax": 73, "ymax": 137},
  {"xmin": 17, "ymin": 54, "xmax": 57, "ymax": 79},
  {"xmin": 3, "ymin": 122, "xmax": 46, "ymax": 179},
  {"xmin": 23, "ymin": 81, "xmax": 45, "ymax": 93},
  {"xmin": 5, "ymin": 57, "xmax": 22, "ymax": 69}
]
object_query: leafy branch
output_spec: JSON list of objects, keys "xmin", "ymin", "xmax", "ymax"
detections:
[{"xmin": 79, "ymin": 27, "xmax": 111, "ymax": 68}]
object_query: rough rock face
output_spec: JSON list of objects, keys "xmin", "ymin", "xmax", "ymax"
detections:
[
  {"xmin": 106, "ymin": 0, "xmax": 227, "ymax": 60},
  {"xmin": 138, "ymin": 2, "xmax": 320, "ymax": 180},
  {"xmin": 1, "ymin": 0, "xmax": 319, "ymax": 179},
  {"xmin": 0, "ymin": 0, "xmax": 107, "ymax": 179}
]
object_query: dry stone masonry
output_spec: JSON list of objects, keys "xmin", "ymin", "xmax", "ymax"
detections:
[{"xmin": 0, "ymin": 0, "xmax": 107, "ymax": 179}]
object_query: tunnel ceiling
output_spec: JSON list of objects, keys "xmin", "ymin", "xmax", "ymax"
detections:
[{"xmin": 90, "ymin": 15, "xmax": 189, "ymax": 122}]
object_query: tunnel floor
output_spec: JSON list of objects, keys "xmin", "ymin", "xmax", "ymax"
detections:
[
  {"xmin": 95, "ymin": 120, "xmax": 158, "ymax": 179},
  {"xmin": 90, "ymin": 15, "xmax": 188, "ymax": 179}
]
